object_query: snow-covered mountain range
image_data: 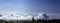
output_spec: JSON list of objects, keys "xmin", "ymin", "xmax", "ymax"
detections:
[{"xmin": 0, "ymin": 11, "xmax": 59, "ymax": 21}]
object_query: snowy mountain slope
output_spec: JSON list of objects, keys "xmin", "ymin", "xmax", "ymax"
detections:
[{"xmin": 0, "ymin": 11, "xmax": 59, "ymax": 21}]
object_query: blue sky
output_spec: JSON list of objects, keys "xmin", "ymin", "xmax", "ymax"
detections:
[
  {"xmin": 0, "ymin": 0, "xmax": 60, "ymax": 13},
  {"xmin": 0, "ymin": 0, "xmax": 60, "ymax": 19}
]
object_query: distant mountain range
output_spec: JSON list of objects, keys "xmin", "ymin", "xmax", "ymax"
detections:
[
  {"xmin": 0, "ymin": 12, "xmax": 49, "ymax": 21},
  {"xmin": 0, "ymin": 12, "xmax": 59, "ymax": 21}
]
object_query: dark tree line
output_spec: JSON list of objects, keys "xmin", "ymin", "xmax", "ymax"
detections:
[{"xmin": 0, "ymin": 17, "xmax": 60, "ymax": 23}]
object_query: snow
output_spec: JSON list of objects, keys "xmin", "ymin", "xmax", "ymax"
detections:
[{"xmin": 0, "ymin": 11, "xmax": 59, "ymax": 21}]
